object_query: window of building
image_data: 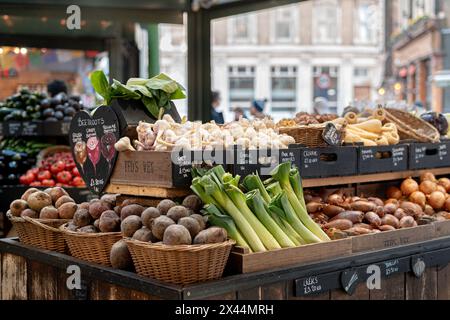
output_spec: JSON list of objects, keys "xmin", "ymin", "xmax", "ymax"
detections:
[
  {"xmin": 354, "ymin": 67, "xmax": 369, "ymax": 78},
  {"xmin": 271, "ymin": 6, "xmax": 298, "ymax": 43},
  {"xmin": 412, "ymin": 0, "xmax": 435, "ymax": 20},
  {"xmin": 313, "ymin": 0, "xmax": 341, "ymax": 44},
  {"xmin": 354, "ymin": 0, "xmax": 379, "ymax": 45},
  {"xmin": 313, "ymin": 66, "xmax": 339, "ymax": 114},
  {"xmin": 228, "ymin": 14, "xmax": 256, "ymax": 44},
  {"xmin": 229, "ymin": 66, "xmax": 255, "ymax": 109},
  {"xmin": 270, "ymin": 66, "xmax": 297, "ymax": 117}
]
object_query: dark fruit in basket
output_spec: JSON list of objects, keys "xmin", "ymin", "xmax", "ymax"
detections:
[
  {"xmin": 21, "ymin": 188, "xmax": 39, "ymax": 201},
  {"xmin": 40, "ymin": 206, "xmax": 59, "ymax": 219},
  {"xmin": 41, "ymin": 99, "xmax": 51, "ymax": 109},
  {"xmin": 152, "ymin": 216, "xmax": 175, "ymax": 240},
  {"xmin": 141, "ymin": 207, "xmax": 161, "ymax": 229},
  {"xmin": 110, "ymin": 240, "xmax": 132, "ymax": 270},
  {"xmin": 58, "ymin": 202, "xmax": 78, "ymax": 219},
  {"xmin": 89, "ymin": 200, "xmax": 112, "ymax": 219},
  {"xmin": 100, "ymin": 194, "xmax": 117, "ymax": 207},
  {"xmin": 78, "ymin": 225, "xmax": 97, "ymax": 233},
  {"xmin": 48, "ymin": 186, "xmax": 69, "ymax": 203},
  {"xmin": 120, "ymin": 204, "xmax": 145, "ymax": 220},
  {"xmin": 64, "ymin": 106, "xmax": 76, "ymax": 117},
  {"xmin": 420, "ymin": 112, "xmax": 449, "ymax": 135},
  {"xmin": 121, "ymin": 215, "xmax": 142, "ymax": 237},
  {"xmin": 54, "ymin": 111, "xmax": 64, "ymax": 120},
  {"xmin": 45, "ymin": 117, "xmax": 58, "ymax": 122},
  {"xmin": 156, "ymin": 199, "xmax": 176, "ymax": 215},
  {"xmin": 193, "ymin": 227, "xmax": 227, "ymax": 244},
  {"xmin": 163, "ymin": 224, "xmax": 191, "ymax": 245},
  {"xmin": 66, "ymin": 222, "xmax": 78, "ymax": 232},
  {"xmin": 99, "ymin": 210, "xmax": 120, "ymax": 233},
  {"xmin": 28, "ymin": 191, "xmax": 52, "ymax": 211},
  {"xmin": 55, "ymin": 104, "xmax": 65, "ymax": 112},
  {"xmin": 21, "ymin": 208, "xmax": 38, "ymax": 218},
  {"xmin": 190, "ymin": 214, "xmax": 206, "ymax": 230},
  {"xmin": 10, "ymin": 199, "xmax": 28, "ymax": 216},
  {"xmin": 132, "ymin": 227, "xmax": 154, "ymax": 242},
  {"xmin": 55, "ymin": 195, "xmax": 75, "ymax": 208},
  {"xmin": 182, "ymin": 195, "xmax": 202, "ymax": 212},
  {"xmin": 42, "ymin": 108, "xmax": 55, "ymax": 118},
  {"xmin": 178, "ymin": 216, "xmax": 202, "ymax": 238},
  {"xmin": 166, "ymin": 206, "xmax": 189, "ymax": 222},
  {"xmin": 73, "ymin": 208, "xmax": 92, "ymax": 228}
]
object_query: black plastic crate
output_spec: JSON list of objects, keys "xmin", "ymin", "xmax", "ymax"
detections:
[
  {"xmin": 299, "ymin": 146, "xmax": 358, "ymax": 178},
  {"xmin": 358, "ymin": 144, "xmax": 409, "ymax": 174},
  {"xmin": 409, "ymin": 142, "xmax": 450, "ymax": 169}
]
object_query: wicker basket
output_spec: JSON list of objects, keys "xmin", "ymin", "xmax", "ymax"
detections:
[
  {"xmin": 60, "ymin": 224, "xmax": 122, "ymax": 266},
  {"xmin": 36, "ymin": 145, "xmax": 71, "ymax": 167},
  {"xmin": 6, "ymin": 212, "xmax": 69, "ymax": 253},
  {"xmin": 125, "ymin": 239, "xmax": 235, "ymax": 285},
  {"xmin": 384, "ymin": 108, "xmax": 440, "ymax": 143},
  {"xmin": 279, "ymin": 123, "xmax": 345, "ymax": 147}
]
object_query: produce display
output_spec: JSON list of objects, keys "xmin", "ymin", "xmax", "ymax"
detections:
[
  {"xmin": 0, "ymin": 138, "xmax": 51, "ymax": 184},
  {"xmin": 18, "ymin": 151, "xmax": 85, "ymax": 187},
  {"xmin": 342, "ymin": 118, "xmax": 400, "ymax": 146},
  {"xmin": 8, "ymin": 187, "xmax": 75, "ymax": 219},
  {"xmin": 420, "ymin": 112, "xmax": 449, "ymax": 136},
  {"xmin": 115, "ymin": 115, "xmax": 295, "ymax": 152},
  {"xmin": 190, "ymin": 162, "xmax": 330, "ymax": 253},
  {"xmin": 278, "ymin": 112, "xmax": 337, "ymax": 126},
  {"xmin": 0, "ymin": 88, "xmax": 84, "ymax": 122}
]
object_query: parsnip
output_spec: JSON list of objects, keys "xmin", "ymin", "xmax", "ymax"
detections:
[{"xmin": 346, "ymin": 127, "xmax": 379, "ymax": 140}]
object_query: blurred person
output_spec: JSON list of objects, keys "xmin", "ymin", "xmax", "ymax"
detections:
[
  {"xmin": 233, "ymin": 106, "xmax": 248, "ymax": 121},
  {"xmin": 250, "ymin": 99, "xmax": 268, "ymax": 119},
  {"xmin": 47, "ymin": 80, "xmax": 68, "ymax": 97},
  {"xmin": 211, "ymin": 90, "xmax": 224, "ymax": 124},
  {"xmin": 312, "ymin": 97, "xmax": 329, "ymax": 115}
]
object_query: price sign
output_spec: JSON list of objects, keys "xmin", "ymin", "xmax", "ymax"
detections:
[
  {"xmin": 295, "ymin": 272, "xmax": 340, "ymax": 297},
  {"xmin": 322, "ymin": 123, "xmax": 341, "ymax": 146}
]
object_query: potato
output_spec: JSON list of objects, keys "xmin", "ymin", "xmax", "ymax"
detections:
[
  {"xmin": 120, "ymin": 204, "xmax": 145, "ymax": 221},
  {"xmin": 43, "ymin": 187, "xmax": 52, "ymax": 194},
  {"xmin": 55, "ymin": 195, "xmax": 75, "ymax": 209},
  {"xmin": 78, "ymin": 225, "xmax": 97, "ymax": 233},
  {"xmin": 10, "ymin": 199, "xmax": 28, "ymax": 217},
  {"xmin": 99, "ymin": 210, "xmax": 121, "ymax": 233},
  {"xmin": 190, "ymin": 214, "xmax": 206, "ymax": 230},
  {"xmin": 182, "ymin": 195, "xmax": 203, "ymax": 212},
  {"xmin": 78, "ymin": 202, "xmax": 90, "ymax": 210},
  {"xmin": 58, "ymin": 202, "xmax": 78, "ymax": 219},
  {"xmin": 100, "ymin": 194, "xmax": 117, "ymax": 207},
  {"xmin": 381, "ymin": 214, "xmax": 400, "ymax": 229},
  {"xmin": 114, "ymin": 206, "xmax": 121, "ymax": 216},
  {"xmin": 48, "ymin": 187, "xmax": 69, "ymax": 204},
  {"xmin": 193, "ymin": 227, "xmax": 227, "ymax": 244},
  {"xmin": 21, "ymin": 188, "xmax": 39, "ymax": 201},
  {"xmin": 399, "ymin": 216, "xmax": 415, "ymax": 228},
  {"xmin": 132, "ymin": 227, "xmax": 154, "ymax": 242},
  {"xmin": 178, "ymin": 217, "xmax": 201, "ymax": 238},
  {"xmin": 141, "ymin": 207, "xmax": 161, "ymax": 229},
  {"xmin": 163, "ymin": 225, "xmax": 192, "ymax": 245},
  {"xmin": 73, "ymin": 208, "xmax": 92, "ymax": 228},
  {"xmin": 20, "ymin": 208, "xmax": 38, "ymax": 218},
  {"xmin": 156, "ymin": 199, "xmax": 176, "ymax": 215},
  {"xmin": 152, "ymin": 216, "xmax": 175, "ymax": 240},
  {"xmin": 93, "ymin": 219, "xmax": 100, "ymax": 229},
  {"xmin": 121, "ymin": 215, "xmax": 142, "ymax": 237},
  {"xmin": 166, "ymin": 206, "xmax": 189, "ymax": 222},
  {"xmin": 39, "ymin": 206, "xmax": 59, "ymax": 219},
  {"xmin": 66, "ymin": 222, "xmax": 78, "ymax": 232},
  {"xmin": 28, "ymin": 191, "xmax": 52, "ymax": 212},
  {"xmin": 110, "ymin": 240, "xmax": 132, "ymax": 270},
  {"xmin": 89, "ymin": 200, "xmax": 112, "ymax": 219},
  {"xmin": 120, "ymin": 198, "xmax": 137, "ymax": 207}
]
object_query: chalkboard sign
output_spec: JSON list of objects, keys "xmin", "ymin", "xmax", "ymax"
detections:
[
  {"xmin": 322, "ymin": 123, "xmax": 341, "ymax": 146},
  {"xmin": 232, "ymin": 146, "xmax": 259, "ymax": 177},
  {"xmin": 358, "ymin": 145, "xmax": 408, "ymax": 174},
  {"xmin": 69, "ymin": 106, "xmax": 121, "ymax": 194},
  {"xmin": 172, "ymin": 150, "xmax": 193, "ymax": 187},
  {"xmin": 6, "ymin": 122, "xmax": 22, "ymax": 136},
  {"xmin": 409, "ymin": 142, "xmax": 450, "ymax": 169},
  {"xmin": 295, "ymin": 272, "xmax": 340, "ymax": 297},
  {"xmin": 21, "ymin": 121, "xmax": 40, "ymax": 136},
  {"xmin": 300, "ymin": 146, "xmax": 357, "ymax": 178}
]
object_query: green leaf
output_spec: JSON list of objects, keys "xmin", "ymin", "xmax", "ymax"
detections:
[
  {"xmin": 170, "ymin": 87, "xmax": 186, "ymax": 100},
  {"xmin": 128, "ymin": 84, "xmax": 152, "ymax": 98},
  {"xmin": 110, "ymin": 80, "xmax": 141, "ymax": 100},
  {"xmin": 89, "ymin": 70, "xmax": 111, "ymax": 104},
  {"xmin": 126, "ymin": 78, "xmax": 149, "ymax": 86},
  {"xmin": 158, "ymin": 92, "xmax": 169, "ymax": 108},
  {"xmin": 142, "ymin": 96, "xmax": 159, "ymax": 118},
  {"xmin": 146, "ymin": 73, "xmax": 179, "ymax": 93}
]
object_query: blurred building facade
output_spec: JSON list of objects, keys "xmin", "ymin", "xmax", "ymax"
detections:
[
  {"xmin": 160, "ymin": 0, "xmax": 385, "ymax": 120},
  {"xmin": 385, "ymin": 0, "xmax": 450, "ymax": 112}
]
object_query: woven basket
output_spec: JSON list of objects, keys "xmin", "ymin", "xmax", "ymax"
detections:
[
  {"xmin": 36, "ymin": 145, "xmax": 71, "ymax": 167},
  {"xmin": 384, "ymin": 108, "xmax": 440, "ymax": 143},
  {"xmin": 60, "ymin": 224, "xmax": 122, "ymax": 266},
  {"xmin": 125, "ymin": 239, "xmax": 235, "ymax": 285},
  {"xmin": 6, "ymin": 212, "xmax": 69, "ymax": 253},
  {"xmin": 279, "ymin": 123, "xmax": 345, "ymax": 147}
]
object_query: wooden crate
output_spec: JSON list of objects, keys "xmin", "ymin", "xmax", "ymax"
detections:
[
  {"xmin": 352, "ymin": 224, "xmax": 435, "ymax": 253},
  {"xmin": 227, "ymin": 238, "xmax": 352, "ymax": 274},
  {"xmin": 434, "ymin": 220, "xmax": 450, "ymax": 238}
]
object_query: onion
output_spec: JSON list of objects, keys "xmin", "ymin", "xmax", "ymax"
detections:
[
  {"xmin": 444, "ymin": 197, "xmax": 450, "ymax": 212},
  {"xmin": 424, "ymin": 204, "xmax": 435, "ymax": 216},
  {"xmin": 420, "ymin": 172, "xmax": 437, "ymax": 182},
  {"xmin": 383, "ymin": 203, "xmax": 398, "ymax": 215},
  {"xmin": 327, "ymin": 194, "xmax": 343, "ymax": 205},
  {"xmin": 394, "ymin": 208, "xmax": 406, "ymax": 220},
  {"xmin": 386, "ymin": 186, "xmax": 402, "ymax": 200},
  {"xmin": 409, "ymin": 191, "xmax": 426, "ymax": 208},
  {"xmin": 385, "ymin": 198, "xmax": 399, "ymax": 206},
  {"xmin": 437, "ymin": 185, "xmax": 447, "ymax": 195},
  {"xmin": 428, "ymin": 191, "xmax": 446, "ymax": 210},
  {"xmin": 438, "ymin": 177, "xmax": 450, "ymax": 193},
  {"xmin": 419, "ymin": 180, "xmax": 437, "ymax": 195},
  {"xmin": 306, "ymin": 202, "xmax": 323, "ymax": 213},
  {"xmin": 400, "ymin": 178, "xmax": 419, "ymax": 196}
]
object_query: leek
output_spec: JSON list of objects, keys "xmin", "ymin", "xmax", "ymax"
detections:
[
  {"xmin": 246, "ymin": 190, "xmax": 295, "ymax": 248},
  {"xmin": 289, "ymin": 167, "xmax": 306, "ymax": 210},
  {"xmin": 223, "ymin": 182, "xmax": 281, "ymax": 250},
  {"xmin": 198, "ymin": 175, "xmax": 267, "ymax": 252},
  {"xmin": 203, "ymin": 204, "xmax": 251, "ymax": 251},
  {"xmin": 265, "ymin": 204, "xmax": 303, "ymax": 246},
  {"xmin": 266, "ymin": 182, "xmax": 283, "ymax": 199},
  {"xmin": 271, "ymin": 162, "xmax": 330, "ymax": 241},
  {"xmin": 242, "ymin": 173, "xmax": 271, "ymax": 204}
]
